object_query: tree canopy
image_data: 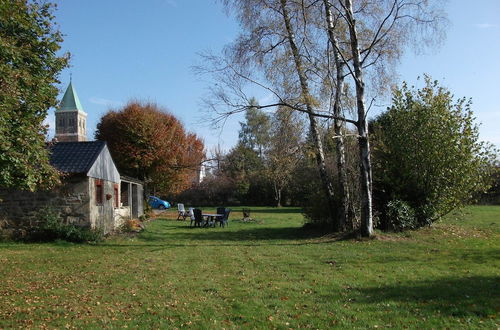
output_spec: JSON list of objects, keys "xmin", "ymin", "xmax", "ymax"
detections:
[
  {"xmin": 95, "ymin": 101, "xmax": 205, "ymax": 196},
  {"xmin": 0, "ymin": 0, "xmax": 69, "ymax": 191},
  {"xmin": 265, "ymin": 107, "xmax": 304, "ymax": 207}
]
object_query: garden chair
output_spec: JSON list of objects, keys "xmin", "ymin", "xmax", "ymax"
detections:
[
  {"xmin": 177, "ymin": 203, "xmax": 187, "ymax": 220},
  {"xmin": 215, "ymin": 207, "xmax": 226, "ymax": 226},
  {"xmin": 219, "ymin": 208, "xmax": 231, "ymax": 228},
  {"xmin": 187, "ymin": 207, "xmax": 194, "ymax": 220},
  {"xmin": 191, "ymin": 208, "xmax": 203, "ymax": 227}
]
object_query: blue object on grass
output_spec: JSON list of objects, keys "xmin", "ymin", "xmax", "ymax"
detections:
[{"xmin": 148, "ymin": 196, "xmax": 171, "ymax": 209}]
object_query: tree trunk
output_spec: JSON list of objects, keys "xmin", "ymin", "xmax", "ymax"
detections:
[
  {"xmin": 344, "ymin": 0, "xmax": 374, "ymax": 237},
  {"xmin": 324, "ymin": 0, "xmax": 350, "ymax": 232},
  {"xmin": 273, "ymin": 182, "xmax": 279, "ymax": 207},
  {"xmin": 280, "ymin": 0, "xmax": 336, "ymax": 225},
  {"xmin": 276, "ymin": 186, "xmax": 282, "ymax": 208}
]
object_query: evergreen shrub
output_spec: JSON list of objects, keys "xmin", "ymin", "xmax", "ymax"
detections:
[{"xmin": 26, "ymin": 208, "xmax": 103, "ymax": 243}]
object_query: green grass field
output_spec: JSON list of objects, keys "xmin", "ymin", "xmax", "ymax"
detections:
[{"xmin": 0, "ymin": 206, "xmax": 498, "ymax": 328}]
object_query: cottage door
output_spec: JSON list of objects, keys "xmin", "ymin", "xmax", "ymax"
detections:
[
  {"xmin": 102, "ymin": 188, "xmax": 114, "ymax": 234},
  {"xmin": 94, "ymin": 179, "xmax": 114, "ymax": 235}
]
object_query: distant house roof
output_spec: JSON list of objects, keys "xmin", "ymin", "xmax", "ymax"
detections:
[
  {"xmin": 58, "ymin": 80, "xmax": 84, "ymax": 112},
  {"xmin": 49, "ymin": 141, "xmax": 105, "ymax": 173}
]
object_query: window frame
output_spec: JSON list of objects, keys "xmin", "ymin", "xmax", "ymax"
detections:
[{"xmin": 95, "ymin": 179, "xmax": 103, "ymax": 205}]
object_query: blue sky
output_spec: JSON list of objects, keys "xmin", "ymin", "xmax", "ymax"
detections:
[{"xmin": 47, "ymin": 0, "xmax": 500, "ymax": 150}]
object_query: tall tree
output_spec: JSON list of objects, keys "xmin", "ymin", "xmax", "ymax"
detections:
[
  {"xmin": 278, "ymin": 0, "xmax": 337, "ymax": 223},
  {"xmin": 328, "ymin": 0, "xmax": 446, "ymax": 236},
  {"xmin": 238, "ymin": 98, "xmax": 271, "ymax": 158},
  {"xmin": 0, "ymin": 0, "xmax": 69, "ymax": 191},
  {"xmin": 222, "ymin": 142, "xmax": 269, "ymax": 203},
  {"xmin": 343, "ymin": 0, "xmax": 374, "ymax": 237},
  {"xmin": 266, "ymin": 106, "xmax": 304, "ymax": 207},
  {"xmin": 95, "ymin": 101, "xmax": 205, "ymax": 196},
  {"xmin": 206, "ymin": 0, "xmax": 348, "ymax": 224},
  {"xmin": 323, "ymin": 0, "xmax": 351, "ymax": 230}
]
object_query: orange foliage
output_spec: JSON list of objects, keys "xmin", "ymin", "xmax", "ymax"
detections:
[{"xmin": 95, "ymin": 101, "xmax": 205, "ymax": 195}]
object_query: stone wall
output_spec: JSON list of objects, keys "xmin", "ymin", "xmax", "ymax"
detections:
[{"xmin": 0, "ymin": 175, "xmax": 90, "ymax": 234}]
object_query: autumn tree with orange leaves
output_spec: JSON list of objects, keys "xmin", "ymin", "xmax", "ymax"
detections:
[{"xmin": 95, "ymin": 102, "xmax": 205, "ymax": 196}]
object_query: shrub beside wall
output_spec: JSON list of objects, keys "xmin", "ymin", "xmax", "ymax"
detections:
[{"xmin": 21, "ymin": 208, "xmax": 102, "ymax": 243}]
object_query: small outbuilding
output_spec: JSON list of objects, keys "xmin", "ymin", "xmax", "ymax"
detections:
[{"xmin": 0, "ymin": 141, "xmax": 144, "ymax": 235}]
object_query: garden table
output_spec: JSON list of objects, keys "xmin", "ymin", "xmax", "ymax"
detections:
[{"xmin": 202, "ymin": 213, "xmax": 224, "ymax": 227}]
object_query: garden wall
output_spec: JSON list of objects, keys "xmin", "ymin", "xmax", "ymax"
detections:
[{"xmin": 0, "ymin": 175, "xmax": 90, "ymax": 238}]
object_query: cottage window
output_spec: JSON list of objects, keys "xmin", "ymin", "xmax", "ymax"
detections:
[
  {"xmin": 95, "ymin": 179, "xmax": 103, "ymax": 205},
  {"xmin": 114, "ymin": 184, "xmax": 119, "ymax": 208}
]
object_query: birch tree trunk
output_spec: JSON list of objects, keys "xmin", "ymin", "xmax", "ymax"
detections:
[
  {"xmin": 324, "ymin": 0, "xmax": 350, "ymax": 232},
  {"xmin": 274, "ymin": 182, "xmax": 282, "ymax": 208},
  {"xmin": 344, "ymin": 0, "xmax": 374, "ymax": 237},
  {"xmin": 279, "ymin": 0, "xmax": 336, "ymax": 225}
]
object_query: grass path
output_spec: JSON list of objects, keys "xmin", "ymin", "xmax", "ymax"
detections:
[{"xmin": 0, "ymin": 206, "xmax": 498, "ymax": 328}]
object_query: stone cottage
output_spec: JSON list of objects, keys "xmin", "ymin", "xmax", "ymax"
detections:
[
  {"xmin": 0, "ymin": 141, "xmax": 144, "ymax": 235},
  {"xmin": 0, "ymin": 81, "xmax": 144, "ymax": 235}
]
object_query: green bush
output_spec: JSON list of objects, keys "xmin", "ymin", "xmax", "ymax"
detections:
[
  {"xmin": 372, "ymin": 76, "xmax": 497, "ymax": 230},
  {"xmin": 302, "ymin": 185, "xmax": 333, "ymax": 229},
  {"xmin": 385, "ymin": 200, "xmax": 417, "ymax": 231},
  {"xmin": 414, "ymin": 203, "xmax": 435, "ymax": 227},
  {"xmin": 27, "ymin": 208, "xmax": 103, "ymax": 243}
]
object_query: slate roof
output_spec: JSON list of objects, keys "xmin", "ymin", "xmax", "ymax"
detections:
[{"xmin": 49, "ymin": 141, "xmax": 105, "ymax": 173}]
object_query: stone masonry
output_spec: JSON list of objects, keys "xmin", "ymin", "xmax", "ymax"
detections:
[{"xmin": 0, "ymin": 175, "xmax": 90, "ymax": 237}]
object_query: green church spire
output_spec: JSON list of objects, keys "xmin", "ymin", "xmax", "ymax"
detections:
[{"xmin": 59, "ymin": 80, "xmax": 84, "ymax": 112}]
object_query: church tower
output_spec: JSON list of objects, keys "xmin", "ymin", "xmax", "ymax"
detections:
[{"xmin": 55, "ymin": 80, "xmax": 87, "ymax": 142}]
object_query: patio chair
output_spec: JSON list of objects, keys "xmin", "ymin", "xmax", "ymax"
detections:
[
  {"xmin": 219, "ymin": 208, "xmax": 231, "ymax": 228},
  {"xmin": 187, "ymin": 207, "xmax": 194, "ymax": 220},
  {"xmin": 191, "ymin": 208, "xmax": 203, "ymax": 227},
  {"xmin": 189, "ymin": 208, "xmax": 196, "ymax": 226},
  {"xmin": 215, "ymin": 207, "xmax": 225, "ymax": 226},
  {"xmin": 177, "ymin": 203, "xmax": 187, "ymax": 220}
]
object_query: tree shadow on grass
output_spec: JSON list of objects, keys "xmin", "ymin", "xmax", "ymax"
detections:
[
  {"xmin": 138, "ymin": 226, "xmax": 327, "ymax": 244},
  {"xmin": 352, "ymin": 276, "xmax": 498, "ymax": 319},
  {"xmin": 246, "ymin": 208, "xmax": 303, "ymax": 214},
  {"xmin": 190, "ymin": 208, "xmax": 303, "ymax": 215},
  {"xmin": 92, "ymin": 223, "xmax": 334, "ymax": 249},
  {"xmin": 455, "ymin": 248, "xmax": 500, "ymax": 265},
  {"xmin": 371, "ymin": 248, "xmax": 500, "ymax": 266}
]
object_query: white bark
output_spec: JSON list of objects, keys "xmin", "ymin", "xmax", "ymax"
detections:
[
  {"xmin": 280, "ymin": 0, "xmax": 337, "ymax": 224},
  {"xmin": 324, "ymin": 0, "xmax": 350, "ymax": 231},
  {"xmin": 344, "ymin": 0, "xmax": 374, "ymax": 237}
]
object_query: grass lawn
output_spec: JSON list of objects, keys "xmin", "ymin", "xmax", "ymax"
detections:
[{"xmin": 0, "ymin": 206, "xmax": 498, "ymax": 328}]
